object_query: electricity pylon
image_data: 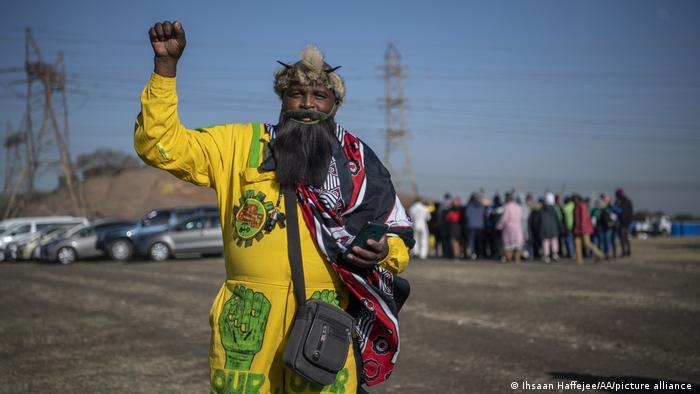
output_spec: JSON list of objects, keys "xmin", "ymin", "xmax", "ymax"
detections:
[
  {"xmin": 382, "ymin": 43, "xmax": 417, "ymax": 197},
  {"xmin": 3, "ymin": 28, "xmax": 84, "ymax": 218}
]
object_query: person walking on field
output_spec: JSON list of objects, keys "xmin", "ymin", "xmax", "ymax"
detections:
[
  {"xmin": 438, "ymin": 195, "xmax": 453, "ymax": 258},
  {"xmin": 464, "ymin": 193, "xmax": 486, "ymax": 260},
  {"xmin": 539, "ymin": 193, "xmax": 562, "ymax": 263},
  {"xmin": 136, "ymin": 21, "xmax": 414, "ymax": 393},
  {"xmin": 572, "ymin": 194, "xmax": 604, "ymax": 263},
  {"xmin": 486, "ymin": 195, "xmax": 504, "ymax": 260},
  {"xmin": 496, "ymin": 192, "xmax": 523, "ymax": 262},
  {"xmin": 527, "ymin": 194, "xmax": 542, "ymax": 259},
  {"xmin": 409, "ymin": 199, "xmax": 431, "ymax": 260},
  {"xmin": 427, "ymin": 201, "xmax": 441, "ymax": 258},
  {"xmin": 446, "ymin": 197, "xmax": 464, "ymax": 259},
  {"xmin": 516, "ymin": 194, "xmax": 531, "ymax": 260},
  {"xmin": 562, "ymin": 196, "xmax": 576, "ymax": 258},
  {"xmin": 595, "ymin": 194, "xmax": 616, "ymax": 259},
  {"xmin": 555, "ymin": 194, "xmax": 567, "ymax": 259},
  {"xmin": 614, "ymin": 188, "xmax": 634, "ymax": 257}
]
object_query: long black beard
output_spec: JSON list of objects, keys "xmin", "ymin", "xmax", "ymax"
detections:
[{"xmin": 272, "ymin": 116, "xmax": 338, "ymax": 188}]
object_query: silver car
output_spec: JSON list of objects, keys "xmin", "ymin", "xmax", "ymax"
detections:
[
  {"xmin": 136, "ymin": 214, "xmax": 223, "ymax": 261},
  {"xmin": 41, "ymin": 221, "xmax": 134, "ymax": 264},
  {"xmin": 0, "ymin": 217, "xmax": 88, "ymax": 261},
  {"xmin": 16, "ymin": 225, "xmax": 82, "ymax": 261}
]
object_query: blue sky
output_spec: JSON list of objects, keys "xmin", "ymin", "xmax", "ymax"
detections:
[{"xmin": 1, "ymin": 0, "xmax": 699, "ymax": 214}]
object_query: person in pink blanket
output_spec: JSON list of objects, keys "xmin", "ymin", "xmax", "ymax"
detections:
[{"xmin": 496, "ymin": 192, "xmax": 524, "ymax": 262}]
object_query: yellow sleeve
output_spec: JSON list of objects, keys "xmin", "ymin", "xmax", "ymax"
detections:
[
  {"xmin": 134, "ymin": 72, "xmax": 234, "ymax": 188},
  {"xmin": 378, "ymin": 236, "xmax": 410, "ymax": 274}
]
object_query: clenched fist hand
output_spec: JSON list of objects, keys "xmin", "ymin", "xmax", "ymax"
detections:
[
  {"xmin": 219, "ymin": 285, "xmax": 271, "ymax": 371},
  {"xmin": 148, "ymin": 21, "xmax": 186, "ymax": 77}
]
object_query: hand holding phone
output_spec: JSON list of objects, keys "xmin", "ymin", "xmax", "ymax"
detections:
[{"xmin": 343, "ymin": 222, "xmax": 389, "ymax": 268}]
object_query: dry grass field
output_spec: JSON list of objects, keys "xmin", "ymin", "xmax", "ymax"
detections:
[{"xmin": 1, "ymin": 238, "xmax": 699, "ymax": 393}]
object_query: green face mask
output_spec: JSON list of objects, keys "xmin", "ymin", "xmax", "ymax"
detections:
[{"xmin": 283, "ymin": 104, "xmax": 335, "ymax": 124}]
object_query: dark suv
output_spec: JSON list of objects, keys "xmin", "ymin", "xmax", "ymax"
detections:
[{"xmin": 97, "ymin": 206, "xmax": 218, "ymax": 261}]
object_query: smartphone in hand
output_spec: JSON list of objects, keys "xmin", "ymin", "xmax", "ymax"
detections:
[{"xmin": 344, "ymin": 222, "xmax": 389, "ymax": 257}]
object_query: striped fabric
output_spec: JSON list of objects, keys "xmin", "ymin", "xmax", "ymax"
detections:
[{"xmin": 266, "ymin": 123, "xmax": 414, "ymax": 386}]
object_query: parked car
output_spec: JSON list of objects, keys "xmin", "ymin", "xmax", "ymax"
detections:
[
  {"xmin": 0, "ymin": 216, "xmax": 89, "ymax": 262},
  {"xmin": 14, "ymin": 225, "xmax": 82, "ymax": 261},
  {"xmin": 41, "ymin": 220, "xmax": 135, "ymax": 264},
  {"xmin": 631, "ymin": 215, "xmax": 672, "ymax": 237},
  {"xmin": 97, "ymin": 206, "xmax": 218, "ymax": 261},
  {"xmin": 137, "ymin": 214, "xmax": 223, "ymax": 261},
  {"xmin": 0, "ymin": 216, "xmax": 81, "ymax": 234},
  {"xmin": 6, "ymin": 226, "xmax": 59, "ymax": 261}
]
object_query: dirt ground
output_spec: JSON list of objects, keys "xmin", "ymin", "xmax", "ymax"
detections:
[{"xmin": 1, "ymin": 238, "xmax": 699, "ymax": 393}]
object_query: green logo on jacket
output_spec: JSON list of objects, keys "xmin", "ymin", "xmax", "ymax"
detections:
[{"xmin": 233, "ymin": 190, "xmax": 275, "ymax": 247}]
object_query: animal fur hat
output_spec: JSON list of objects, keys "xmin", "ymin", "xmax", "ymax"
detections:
[{"xmin": 274, "ymin": 45, "xmax": 345, "ymax": 105}]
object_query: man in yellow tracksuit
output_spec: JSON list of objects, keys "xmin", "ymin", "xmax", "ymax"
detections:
[{"xmin": 135, "ymin": 21, "xmax": 411, "ymax": 394}]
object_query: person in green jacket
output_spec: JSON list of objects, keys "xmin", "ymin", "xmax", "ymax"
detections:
[{"xmin": 563, "ymin": 196, "xmax": 575, "ymax": 258}]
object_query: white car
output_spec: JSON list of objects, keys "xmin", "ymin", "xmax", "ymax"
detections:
[
  {"xmin": 0, "ymin": 216, "xmax": 89, "ymax": 261},
  {"xmin": 0, "ymin": 216, "xmax": 80, "ymax": 234},
  {"xmin": 631, "ymin": 215, "xmax": 672, "ymax": 237}
]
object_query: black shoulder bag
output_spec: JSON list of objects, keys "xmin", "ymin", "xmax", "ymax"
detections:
[{"xmin": 282, "ymin": 186, "xmax": 356, "ymax": 387}]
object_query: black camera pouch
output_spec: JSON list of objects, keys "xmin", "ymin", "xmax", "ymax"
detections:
[{"xmin": 284, "ymin": 299, "xmax": 355, "ymax": 386}]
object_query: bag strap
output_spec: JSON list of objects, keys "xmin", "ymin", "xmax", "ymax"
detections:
[
  {"xmin": 285, "ymin": 186, "xmax": 369, "ymax": 393},
  {"xmin": 283, "ymin": 186, "xmax": 307, "ymax": 307}
]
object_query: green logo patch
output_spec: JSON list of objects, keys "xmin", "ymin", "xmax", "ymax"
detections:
[{"xmin": 232, "ymin": 190, "xmax": 275, "ymax": 247}]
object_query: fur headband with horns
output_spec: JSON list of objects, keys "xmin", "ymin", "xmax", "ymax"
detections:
[{"xmin": 273, "ymin": 45, "xmax": 345, "ymax": 105}]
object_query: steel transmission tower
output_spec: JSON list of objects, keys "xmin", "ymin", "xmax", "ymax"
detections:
[
  {"xmin": 382, "ymin": 43, "xmax": 417, "ymax": 197},
  {"xmin": 3, "ymin": 28, "xmax": 84, "ymax": 218},
  {"xmin": 3, "ymin": 121, "xmax": 24, "ymax": 194}
]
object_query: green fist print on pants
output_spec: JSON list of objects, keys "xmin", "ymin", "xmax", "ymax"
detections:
[
  {"xmin": 310, "ymin": 289, "xmax": 340, "ymax": 308},
  {"xmin": 219, "ymin": 285, "xmax": 271, "ymax": 370}
]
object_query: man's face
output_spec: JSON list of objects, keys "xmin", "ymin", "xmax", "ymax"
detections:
[
  {"xmin": 282, "ymin": 83, "xmax": 337, "ymax": 121},
  {"xmin": 273, "ymin": 84, "xmax": 338, "ymax": 188}
]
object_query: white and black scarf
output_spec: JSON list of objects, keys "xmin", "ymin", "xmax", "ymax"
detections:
[{"xmin": 263, "ymin": 123, "xmax": 414, "ymax": 386}]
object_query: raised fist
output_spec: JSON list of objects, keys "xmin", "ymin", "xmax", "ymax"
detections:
[
  {"xmin": 311, "ymin": 289, "xmax": 341, "ymax": 308},
  {"xmin": 148, "ymin": 21, "xmax": 186, "ymax": 61},
  {"xmin": 219, "ymin": 285, "xmax": 271, "ymax": 371}
]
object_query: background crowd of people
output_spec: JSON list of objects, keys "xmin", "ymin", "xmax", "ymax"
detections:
[{"xmin": 409, "ymin": 188, "xmax": 634, "ymax": 264}]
